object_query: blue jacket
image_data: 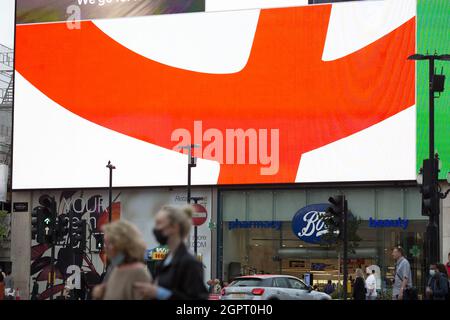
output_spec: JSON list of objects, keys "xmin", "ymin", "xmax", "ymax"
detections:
[{"xmin": 427, "ymin": 273, "xmax": 448, "ymax": 300}]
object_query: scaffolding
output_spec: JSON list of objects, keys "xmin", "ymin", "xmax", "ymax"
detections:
[{"xmin": 0, "ymin": 44, "xmax": 12, "ymax": 170}]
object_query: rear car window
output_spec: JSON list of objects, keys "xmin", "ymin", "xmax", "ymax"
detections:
[
  {"xmin": 230, "ymin": 278, "xmax": 264, "ymax": 287},
  {"xmin": 272, "ymin": 277, "xmax": 290, "ymax": 288}
]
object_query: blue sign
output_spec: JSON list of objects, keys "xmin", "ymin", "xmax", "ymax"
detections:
[
  {"xmin": 292, "ymin": 204, "xmax": 329, "ymax": 244},
  {"xmin": 368, "ymin": 217, "xmax": 409, "ymax": 230},
  {"xmin": 228, "ymin": 219, "xmax": 282, "ymax": 230}
]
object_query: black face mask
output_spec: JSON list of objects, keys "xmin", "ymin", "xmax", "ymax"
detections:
[{"xmin": 153, "ymin": 228, "xmax": 169, "ymax": 245}]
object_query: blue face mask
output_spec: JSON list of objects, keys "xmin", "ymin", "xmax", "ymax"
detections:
[{"xmin": 429, "ymin": 269, "xmax": 436, "ymax": 277}]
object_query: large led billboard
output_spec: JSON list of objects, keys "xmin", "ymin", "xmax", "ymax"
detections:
[
  {"xmin": 16, "ymin": 0, "xmax": 205, "ymax": 23},
  {"xmin": 13, "ymin": 0, "xmax": 418, "ymax": 189}
]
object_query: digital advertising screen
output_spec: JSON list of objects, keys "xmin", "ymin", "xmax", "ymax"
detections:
[{"xmin": 13, "ymin": 0, "xmax": 420, "ymax": 189}]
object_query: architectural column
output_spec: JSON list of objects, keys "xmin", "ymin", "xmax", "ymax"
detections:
[{"xmin": 11, "ymin": 191, "xmax": 32, "ymax": 299}]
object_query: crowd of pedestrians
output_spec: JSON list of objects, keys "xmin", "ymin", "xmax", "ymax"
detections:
[{"xmin": 93, "ymin": 205, "xmax": 208, "ymax": 300}]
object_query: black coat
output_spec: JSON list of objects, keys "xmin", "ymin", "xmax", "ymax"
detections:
[
  {"xmin": 353, "ymin": 277, "xmax": 366, "ymax": 300},
  {"xmin": 155, "ymin": 243, "xmax": 208, "ymax": 300}
]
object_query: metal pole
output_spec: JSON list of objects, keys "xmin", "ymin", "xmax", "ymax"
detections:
[
  {"xmin": 429, "ymin": 58, "xmax": 435, "ymax": 160},
  {"xmin": 106, "ymin": 161, "xmax": 115, "ymax": 223},
  {"xmin": 50, "ymin": 244, "xmax": 55, "ymax": 300},
  {"xmin": 428, "ymin": 58, "xmax": 440, "ymax": 266},
  {"xmin": 187, "ymin": 160, "xmax": 191, "ymax": 206},
  {"xmin": 187, "ymin": 149, "xmax": 196, "ymax": 254},
  {"xmin": 70, "ymin": 210, "xmax": 75, "ymax": 280},
  {"xmin": 337, "ymin": 251, "xmax": 341, "ymax": 298},
  {"xmin": 342, "ymin": 198, "xmax": 348, "ymax": 300},
  {"xmin": 109, "ymin": 166, "xmax": 113, "ymax": 223},
  {"xmin": 194, "ymin": 226, "xmax": 198, "ymax": 255},
  {"xmin": 49, "ymin": 198, "xmax": 56, "ymax": 300}
]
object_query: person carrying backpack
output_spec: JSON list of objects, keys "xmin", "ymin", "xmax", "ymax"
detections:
[{"xmin": 426, "ymin": 263, "xmax": 448, "ymax": 300}]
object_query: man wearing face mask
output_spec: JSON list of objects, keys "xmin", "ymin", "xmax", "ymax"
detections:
[
  {"xmin": 425, "ymin": 263, "xmax": 448, "ymax": 300},
  {"xmin": 134, "ymin": 205, "xmax": 208, "ymax": 300}
]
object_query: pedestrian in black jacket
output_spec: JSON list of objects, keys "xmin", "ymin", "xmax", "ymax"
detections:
[
  {"xmin": 134, "ymin": 205, "xmax": 208, "ymax": 300},
  {"xmin": 353, "ymin": 269, "xmax": 366, "ymax": 300},
  {"xmin": 425, "ymin": 263, "xmax": 448, "ymax": 300}
]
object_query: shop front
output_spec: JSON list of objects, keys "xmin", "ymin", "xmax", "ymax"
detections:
[{"xmin": 218, "ymin": 186, "xmax": 427, "ymax": 296}]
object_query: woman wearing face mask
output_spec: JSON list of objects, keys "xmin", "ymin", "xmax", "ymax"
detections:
[
  {"xmin": 425, "ymin": 263, "xmax": 448, "ymax": 300},
  {"xmin": 134, "ymin": 205, "xmax": 208, "ymax": 300},
  {"xmin": 92, "ymin": 220, "xmax": 152, "ymax": 300}
]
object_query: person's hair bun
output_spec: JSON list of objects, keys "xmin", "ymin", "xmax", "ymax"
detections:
[{"xmin": 183, "ymin": 205, "xmax": 193, "ymax": 219}]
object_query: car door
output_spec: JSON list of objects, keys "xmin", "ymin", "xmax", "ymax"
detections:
[
  {"xmin": 286, "ymin": 277, "xmax": 311, "ymax": 300},
  {"xmin": 271, "ymin": 277, "xmax": 291, "ymax": 300}
]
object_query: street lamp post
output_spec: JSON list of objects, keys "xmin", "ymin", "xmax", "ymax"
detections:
[
  {"xmin": 106, "ymin": 161, "xmax": 116, "ymax": 223},
  {"xmin": 178, "ymin": 144, "xmax": 200, "ymax": 204},
  {"xmin": 190, "ymin": 197, "xmax": 205, "ymax": 255},
  {"xmin": 409, "ymin": 53, "xmax": 450, "ymax": 267},
  {"xmin": 178, "ymin": 144, "xmax": 200, "ymax": 251}
]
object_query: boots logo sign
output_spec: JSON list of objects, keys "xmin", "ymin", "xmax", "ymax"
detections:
[{"xmin": 292, "ymin": 204, "xmax": 329, "ymax": 244}]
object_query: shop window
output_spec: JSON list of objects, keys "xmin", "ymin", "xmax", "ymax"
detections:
[
  {"xmin": 248, "ymin": 191, "xmax": 273, "ymax": 220},
  {"xmin": 220, "ymin": 187, "xmax": 426, "ymax": 291},
  {"xmin": 404, "ymin": 188, "xmax": 423, "ymax": 220},
  {"xmin": 274, "ymin": 190, "xmax": 307, "ymax": 221},
  {"xmin": 345, "ymin": 189, "xmax": 375, "ymax": 220},
  {"xmin": 222, "ymin": 191, "xmax": 246, "ymax": 221},
  {"xmin": 306, "ymin": 189, "xmax": 339, "ymax": 205},
  {"xmin": 376, "ymin": 188, "xmax": 404, "ymax": 219}
]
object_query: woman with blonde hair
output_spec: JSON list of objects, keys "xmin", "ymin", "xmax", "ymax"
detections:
[
  {"xmin": 92, "ymin": 220, "xmax": 152, "ymax": 300},
  {"xmin": 134, "ymin": 205, "xmax": 208, "ymax": 300},
  {"xmin": 353, "ymin": 268, "xmax": 366, "ymax": 300}
]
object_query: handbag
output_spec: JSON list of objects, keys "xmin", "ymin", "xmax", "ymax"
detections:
[{"xmin": 395, "ymin": 262, "xmax": 417, "ymax": 300}]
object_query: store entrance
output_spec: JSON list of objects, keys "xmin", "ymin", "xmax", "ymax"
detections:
[{"xmin": 280, "ymin": 257, "xmax": 377, "ymax": 291}]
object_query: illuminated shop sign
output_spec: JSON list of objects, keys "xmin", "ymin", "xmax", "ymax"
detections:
[
  {"xmin": 368, "ymin": 217, "xmax": 409, "ymax": 230},
  {"xmin": 228, "ymin": 219, "xmax": 282, "ymax": 230},
  {"xmin": 292, "ymin": 204, "xmax": 329, "ymax": 244}
]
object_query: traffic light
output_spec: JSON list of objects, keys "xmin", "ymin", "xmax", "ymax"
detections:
[
  {"xmin": 420, "ymin": 158, "xmax": 439, "ymax": 216},
  {"xmin": 323, "ymin": 195, "xmax": 345, "ymax": 238},
  {"xmin": 56, "ymin": 215, "xmax": 69, "ymax": 242},
  {"xmin": 31, "ymin": 207, "xmax": 45, "ymax": 243},
  {"xmin": 71, "ymin": 219, "xmax": 86, "ymax": 250},
  {"xmin": 41, "ymin": 206, "xmax": 55, "ymax": 244},
  {"xmin": 93, "ymin": 232, "xmax": 104, "ymax": 251}
]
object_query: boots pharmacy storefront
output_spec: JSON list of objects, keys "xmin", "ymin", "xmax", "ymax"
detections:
[{"xmin": 217, "ymin": 186, "xmax": 428, "ymax": 296}]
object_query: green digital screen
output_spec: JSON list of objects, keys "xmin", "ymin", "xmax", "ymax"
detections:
[{"xmin": 417, "ymin": 0, "xmax": 450, "ymax": 179}]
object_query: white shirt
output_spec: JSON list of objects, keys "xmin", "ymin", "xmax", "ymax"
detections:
[{"xmin": 365, "ymin": 274, "xmax": 377, "ymax": 297}]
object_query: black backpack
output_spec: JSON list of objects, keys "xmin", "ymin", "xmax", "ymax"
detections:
[{"xmin": 403, "ymin": 286, "xmax": 418, "ymax": 300}]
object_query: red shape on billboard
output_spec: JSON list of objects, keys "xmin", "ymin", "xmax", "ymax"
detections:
[{"xmin": 15, "ymin": 5, "xmax": 415, "ymax": 184}]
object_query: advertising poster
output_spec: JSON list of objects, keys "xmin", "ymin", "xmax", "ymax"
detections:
[{"xmin": 29, "ymin": 188, "xmax": 212, "ymax": 299}]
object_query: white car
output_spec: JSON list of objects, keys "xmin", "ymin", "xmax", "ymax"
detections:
[{"xmin": 220, "ymin": 275, "xmax": 331, "ymax": 300}]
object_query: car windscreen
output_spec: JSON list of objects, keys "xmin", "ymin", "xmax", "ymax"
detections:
[{"xmin": 229, "ymin": 278, "xmax": 265, "ymax": 287}]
